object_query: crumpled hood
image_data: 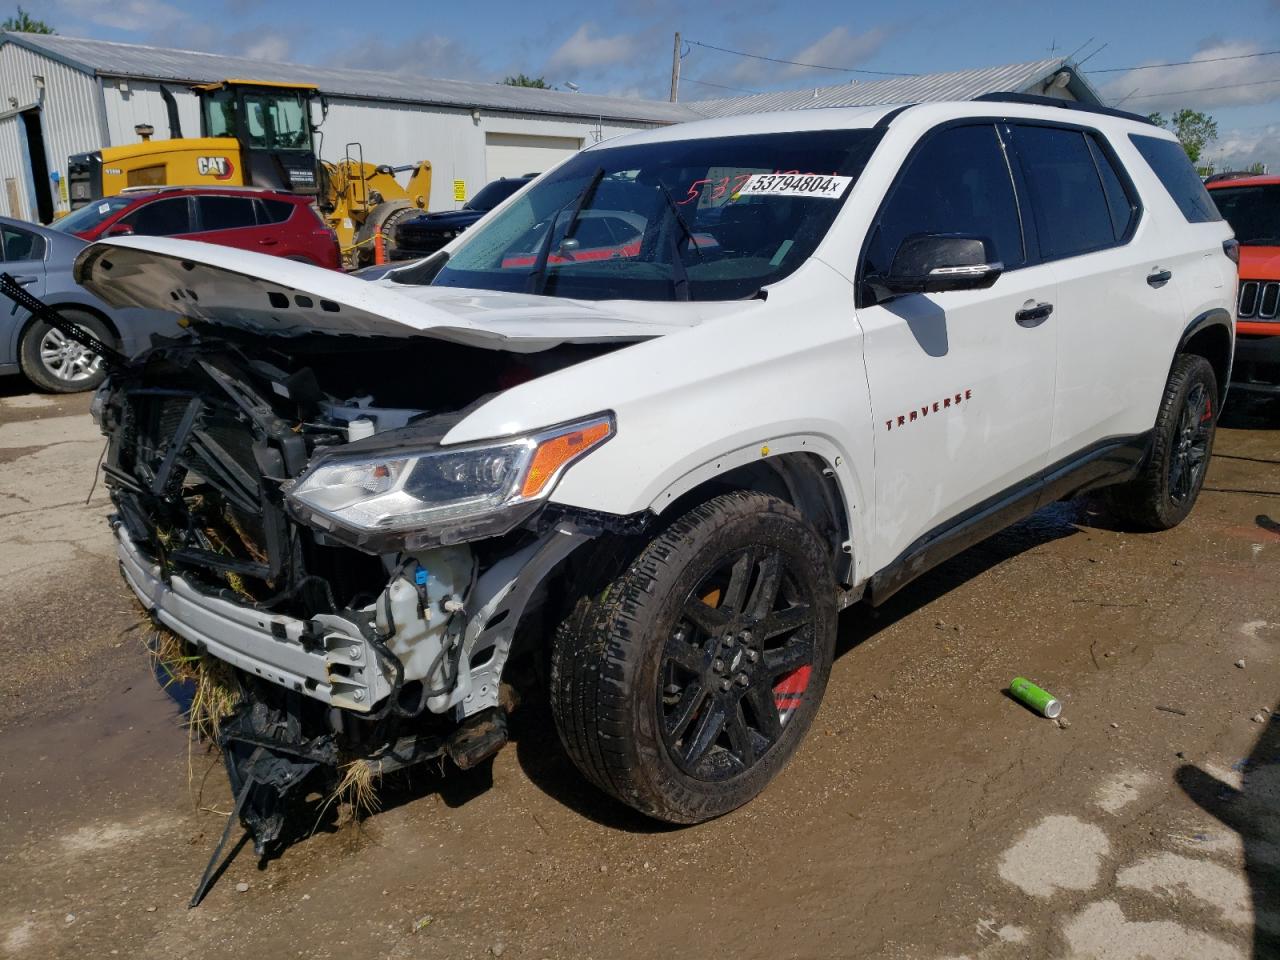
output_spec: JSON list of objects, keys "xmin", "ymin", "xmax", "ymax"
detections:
[{"xmin": 74, "ymin": 236, "xmax": 723, "ymax": 353}]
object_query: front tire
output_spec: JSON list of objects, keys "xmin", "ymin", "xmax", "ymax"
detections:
[
  {"xmin": 19, "ymin": 310, "xmax": 112, "ymax": 393},
  {"xmin": 549, "ymin": 491, "xmax": 838, "ymax": 824},
  {"xmin": 1107, "ymin": 353, "xmax": 1217, "ymax": 530}
]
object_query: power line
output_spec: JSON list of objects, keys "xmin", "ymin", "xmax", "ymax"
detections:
[
  {"xmin": 1122, "ymin": 77, "xmax": 1280, "ymax": 99},
  {"xmin": 680, "ymin": 77, "xmax": 762, "ymax": 95},
  {"xmin": 686, "ymin": 39, "xmax": 915, "ymax": 77},
  {"xmin": 1088, "ymin": 49, "xmax": 1280, "ymax": 73}
]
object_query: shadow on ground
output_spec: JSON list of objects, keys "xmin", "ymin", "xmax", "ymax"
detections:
[{"xmin": 1176, "ymin": 705, "xmax": 1280, "ymax": 958}]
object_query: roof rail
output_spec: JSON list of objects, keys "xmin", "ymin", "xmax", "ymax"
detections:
[{"xmin": 971, "ymin": 92, "xmax": 1155, "ymax": 126}]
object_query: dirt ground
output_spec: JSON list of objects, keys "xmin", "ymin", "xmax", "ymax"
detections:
[{"xmin": 0, "ymin": 377, "xmax": 1277, "ymax": 960}]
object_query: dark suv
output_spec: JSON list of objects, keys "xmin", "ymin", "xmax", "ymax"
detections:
[
  {"xmin": 50, "ymin": 186, "xmax": 341, "ymax": 270},
  {"xmin": 393, "ymin": 176, "xmax": 533, "ymax": 260}
]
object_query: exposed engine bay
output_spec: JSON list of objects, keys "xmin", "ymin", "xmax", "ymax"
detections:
[{"xmin": 90, "ymin": 322, "xmax": 625, "ymax": 897}]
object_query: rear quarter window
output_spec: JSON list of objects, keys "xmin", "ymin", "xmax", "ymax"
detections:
[
  {"xmin": 1129, "ymin": 134, "xmax": 1221, "ymax": 223},
  {"xmin": 257, "ymin": 199, "xmax": 297, "ymax": 224}
]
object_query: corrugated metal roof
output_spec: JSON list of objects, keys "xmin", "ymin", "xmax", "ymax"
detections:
[
  {"xmin": 683, "ymin": 58, "xmax": 1104, "ymax": 117},
  {"xmin": 0, "ymin": 33, "xmax": 1103, "ymax": 126},
  {"xmin": 0, "ymin": 32, "xmax": 698, "ymax": 125}
]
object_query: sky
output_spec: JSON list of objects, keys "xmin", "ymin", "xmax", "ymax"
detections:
[{"xmin": 20, "ymin": 0, "xmax": 1280, "ymax": 170}]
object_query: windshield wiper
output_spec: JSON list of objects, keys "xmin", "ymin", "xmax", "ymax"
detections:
[
  {"xmin": 527, "ymin": 166, "xmax": 605, "ymax": 296},
  {"xmin": 656, "ymin": 183, "xmax": 705, "ymax": 302}
]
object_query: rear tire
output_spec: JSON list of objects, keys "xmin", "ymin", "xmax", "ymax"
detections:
[
  {"xmin": 549, "ymin": 491, "xmax": 838, "ymax": 824},
  {"xmin": 19, "ymin": 309, "xmax": 113, "ymax": 393},
  {"xmin": 1106, "ymin": 353, "xmax": 1217, "ymax": 531}
]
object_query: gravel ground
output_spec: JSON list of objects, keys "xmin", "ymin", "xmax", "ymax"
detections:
[{"xmin": 0, "ymin": 382, "xmax": 1276, "ymax": 960}]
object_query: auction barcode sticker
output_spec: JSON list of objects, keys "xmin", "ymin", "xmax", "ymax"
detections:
[{"xmin": 737, "ymin": 173, "xmax": 852, "ymax": 199}]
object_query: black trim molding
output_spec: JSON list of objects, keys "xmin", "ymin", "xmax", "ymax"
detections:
[{"xmin": 867, "ymin": 431, "xmax": 1152, "ymax": 606}]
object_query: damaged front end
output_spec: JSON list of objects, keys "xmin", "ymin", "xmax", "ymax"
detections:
[{"xmin": 94, "ymin": 326, "xmax": 614, "ymax": 897}]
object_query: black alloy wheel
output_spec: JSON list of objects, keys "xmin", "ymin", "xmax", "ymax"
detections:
[
  {"xmin": 660, "ymin": 546, "xmax": 819, "ymax": 781},
  {"xmin": 550, "ymin": 491, "xmax": 838, "ymax": 824}
]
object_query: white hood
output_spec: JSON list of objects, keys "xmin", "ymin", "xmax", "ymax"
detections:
[{"xmin": 75, "ymin": 237, "xmax": 720, "ymax": 353}]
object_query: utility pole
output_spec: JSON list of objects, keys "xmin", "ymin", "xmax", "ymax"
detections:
[{"xmin": 669, "ymin": 32, "xmax": 681, "ymax": 102}]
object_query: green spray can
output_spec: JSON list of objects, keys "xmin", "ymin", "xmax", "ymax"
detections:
[{"xmin": 1010, "ymin": 677, "xmax": 1062, "ymax": 719}]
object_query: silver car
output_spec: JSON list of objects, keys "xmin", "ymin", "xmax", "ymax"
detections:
[{"xmin": 0, "ymin": 215, "xmax": 173, "ymax": 392}]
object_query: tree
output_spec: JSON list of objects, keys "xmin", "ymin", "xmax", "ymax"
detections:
[
  {"xmin": 1, "ymin": 6, "xmax": 54, "ymax": 33},
  {"xmin": 502, "ymin": 74, "xmax": 553, "ymax": 90},
  {"xmin": 1147, "ymin": 109, "xmax": 1218, "ymax": 164}
]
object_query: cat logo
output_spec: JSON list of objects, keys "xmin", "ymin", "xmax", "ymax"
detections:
[{"xmin": 197, "ymin": 156, "xmax": 235, "ymax": 180}]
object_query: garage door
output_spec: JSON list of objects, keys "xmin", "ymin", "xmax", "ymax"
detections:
[{"xmin": 485, "ymin": 133, "xmax": 582, "ymax": 182}]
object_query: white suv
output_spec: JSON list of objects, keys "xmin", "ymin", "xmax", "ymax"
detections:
[{"xmin": 80, "ymin": 95, "xmax": 1236, "ymax": 841}]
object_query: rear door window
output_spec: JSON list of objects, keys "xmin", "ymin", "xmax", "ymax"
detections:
[
  {"xmin": 1129, "ymin": 134, "xmax": 1221, "ymax": 223},
  {"xmin": 197, "ymin": 196, "xmax": 257, "ymax": 231},
  {"xmin": 1012, "ymin": 125, "xmax": 1116, "ymax": 260},
  {"xmin": 1088, "ymin": 135, "xmax": 1139, "ymax": 240},
  {"xmin": 124, "ymin": 197, "xmax": 192, "ymax": 236},
  {"xmin": 865, "ymin": 123, "xmax": 1025, "ymax": 276},
  {"xmin": 1, "ymin": 226, "xmax": 45, "ymax": 261}
]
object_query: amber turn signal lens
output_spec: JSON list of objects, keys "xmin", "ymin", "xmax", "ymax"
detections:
[{"xmin": 521, "ymin": 420, "xmax": 612, "ymax": 498}]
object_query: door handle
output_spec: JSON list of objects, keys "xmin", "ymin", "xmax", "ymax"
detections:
[
  {"xmin": 12, "ymin": 275, "xmax": 37, "ymax": 285},
  {"xmin": 258, "ymin": 238, "xmax": 279, "ymax": 247},
  {"xmin": 1147, "ymin": 268, "xmax": 1172, "ymax": 288},
  {"xmin": 1015, "ymin": 300, "xmax": 1053, "ymax": 328}
]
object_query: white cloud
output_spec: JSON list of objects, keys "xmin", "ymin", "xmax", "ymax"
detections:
[
  {"xmin": 53, "ymin": 0, "xmax": 185, "ymax": 33},
  {"xmin": 547, "ymin": 23, "xmax": 638, "ymax": 74},
  {"xmin": 240, "ymin": 36, "xmax": 290, "ymax": 63},
  {"xmin": 722, "ymin": 25, "xmax": 889, "ymax": 88},
  {"xmin": 782, "ymin": 26, "xmax": 888, "ymax": 80},
  {"xmin": 1204, "ymin": 123, "xmax": 1280, "ymax": 172},
  {"xmin": 1101, "ymin": 39, "xmax": 1280, "ymax": 112},
  {"xmin": 329, "ymin": 33, "xmax": 487, "ymax": 80}
]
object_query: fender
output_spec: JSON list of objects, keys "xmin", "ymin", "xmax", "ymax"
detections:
[
  {"xmin": 647, "ymin": 432, "xmax": 870, "ymax": 588},
  {"xmin": 1176, "ymin": 307, "xmax": 1234, "ymax": 406}
]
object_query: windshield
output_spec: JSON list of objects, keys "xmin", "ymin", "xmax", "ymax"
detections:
[
  {"xmin": 1210, "ymin": 184, "xmax": 1280, "ymax": 246},
  {"xmin": 50, "ymin": 196, "xmax": 133, "ymax": 233},
  {"xmin": 431, "ymin": 128, "xmax": 883, "ymax": 301},
  {"xmin": 467, "ymin": 179, "xmax": 528, "ymax": 212}
]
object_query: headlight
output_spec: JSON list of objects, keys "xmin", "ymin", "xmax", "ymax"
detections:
[{"xmin": 286, "ymin": 414, "xmax": 613, "ymax": 547}]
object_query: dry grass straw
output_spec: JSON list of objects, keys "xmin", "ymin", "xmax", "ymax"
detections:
[{"xmin": 313, "ymin": 759, "xmax": 382, "ymax": 835}]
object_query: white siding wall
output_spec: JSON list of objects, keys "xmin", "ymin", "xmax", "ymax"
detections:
[
  {"xmin": 0, "ymin": 44, "xmax": 104, "ymax": 217},
  {"xmin": 317, "ymin": 98, "xmax": 655, "ymax": 210},
  {"xmin": 100, "ymin": 78, "xmax": 201, "ymax": 146}
]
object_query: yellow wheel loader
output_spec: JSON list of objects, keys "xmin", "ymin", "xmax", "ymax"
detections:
[{"xmin": 67, "ymin": 80, "xmax": 430, "ymax": 266}]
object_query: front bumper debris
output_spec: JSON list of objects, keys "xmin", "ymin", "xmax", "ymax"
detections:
[{"xmin": 116, "ymin": 524, "xmax": 390, "ymax": 712}]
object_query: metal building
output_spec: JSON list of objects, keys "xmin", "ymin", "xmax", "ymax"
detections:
[{"xmin": 0, "ymin": 31, "xmax": 1101, "ymax": 222}]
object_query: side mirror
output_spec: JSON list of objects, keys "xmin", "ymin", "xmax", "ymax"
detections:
[
  {"xmin": 870, "ymin": 233, "xmax": 1002, "ymax": 302},
  {"xmin": 104, "ymin": 222, "xmax": 134, "ymax": 237}
]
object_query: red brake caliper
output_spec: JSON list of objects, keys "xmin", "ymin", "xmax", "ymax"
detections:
[{"xmin": 773, "ymin": 665, "xmax": 812, "ymax": 721}]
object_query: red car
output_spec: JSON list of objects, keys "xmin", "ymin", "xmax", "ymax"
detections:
[
  {"xmin": 1206, "ymin": 174, "xmax": 1280, "ymax": 396},
  {"xmin": 51, "ymin": 186, "xmax": 341, "ymax": 270}
]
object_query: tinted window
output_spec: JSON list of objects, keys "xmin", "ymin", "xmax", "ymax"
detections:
[
  {"xmin": 433, "ymin": 128, "xmax": 883, "ymax": 302},
  {"xmin": 1088, "ymin": 135, "xmax": 1138, "ymax": 239},
  {"xmin": 124, "ymin": 198, "xmax": 192, "ymax": 236},
  {"xmin": 1209, "ymin": 184, "xmax": 1280, "ymax": 246},
  {"xmin": 467, "ymin": 179, "xmax": 528, "ymax": 212},
  {"xmin": 866, "ymin": 124, "xmax": 1023, "ymax": 277},
  {"xmin": 49, "ymin": 196, "xmax": 133, "ymax": 234},
  {"xmin": 1014, "ymin": 125, "xmax": 1115, "ymax": 260},
  {"xmin": 1130, "ymin": 134, "xmax": 1221, "ymax": 223},
  {"xmin": 1, "ymin": 226, "xmax": 45, "ymax": 261},
  {"xmin": 198, "ymin": 196, "xmax": 257, "ymax": 231},
  {"xmin": 257, "ymin": 198, "xmax": 296, "ymax": 224}
]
